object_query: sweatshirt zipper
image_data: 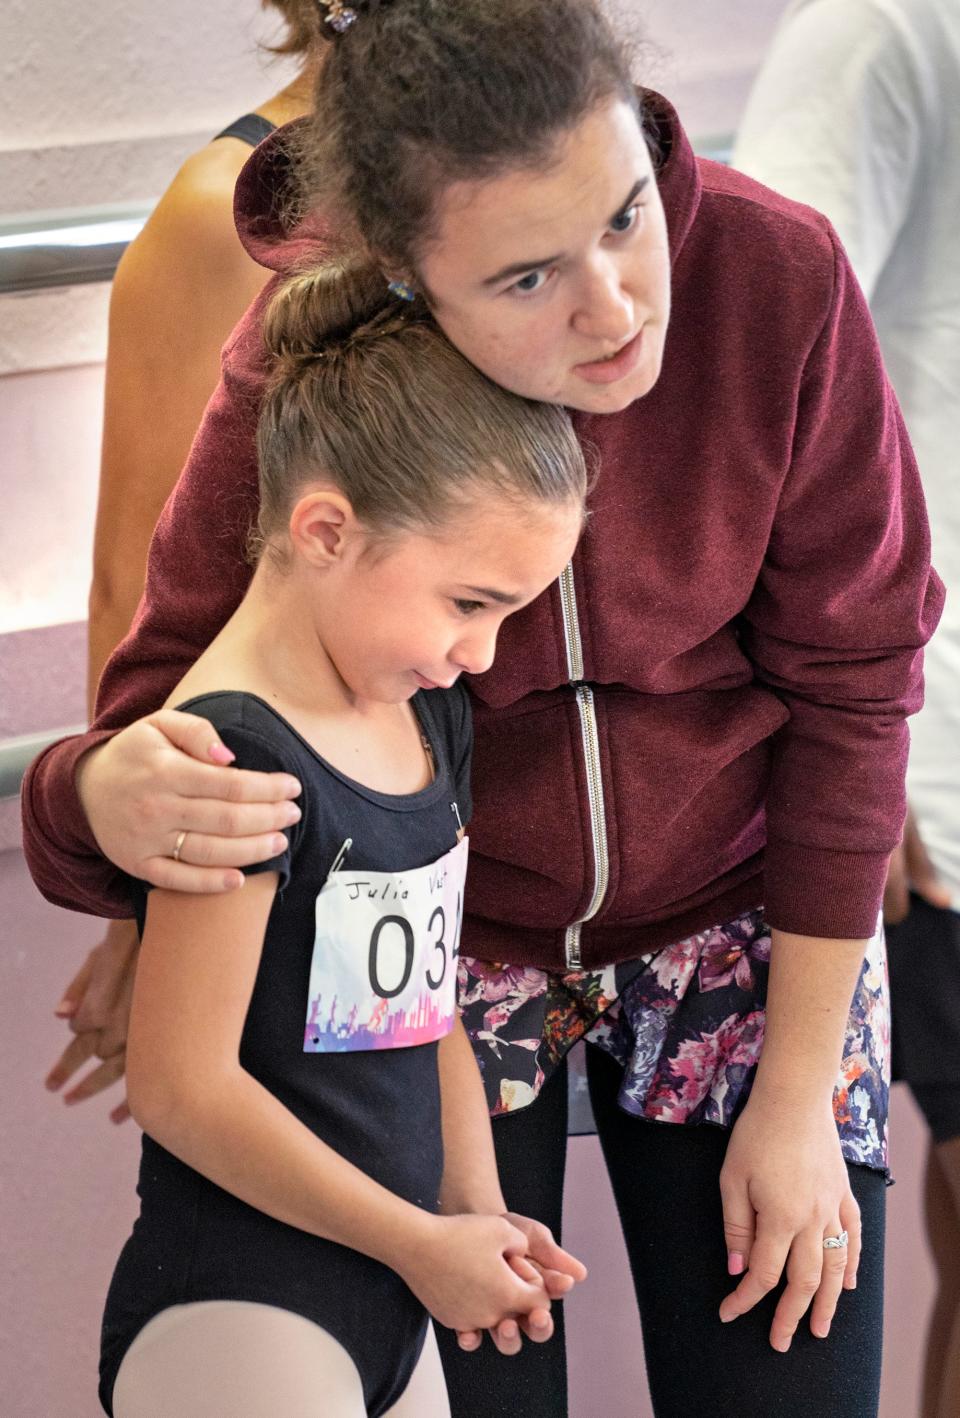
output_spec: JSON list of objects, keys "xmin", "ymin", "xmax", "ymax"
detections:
[{"xmin": 558, "ymin": 563, "xmax": 610, "ymax": 969}]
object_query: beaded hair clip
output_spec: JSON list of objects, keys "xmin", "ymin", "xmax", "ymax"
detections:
[
  {"xmin": 318, "ymin": 0, "xmax": 358, "ymax": 34},
  {"xmin": 387, "ymin": 279, "xmax": 417, "ymax": 303}
]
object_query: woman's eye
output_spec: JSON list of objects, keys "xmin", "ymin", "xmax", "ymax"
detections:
[
  {"xmin": 509, "ymin": 268, "xmax": 551, "ymax": 297},
  {"xmin": 453, "ymin": 598, "xmax": 485, "ymax": 616},
  {"xmin": 610, "ymin": 204, "xmax": 640, "ymax": 235}
]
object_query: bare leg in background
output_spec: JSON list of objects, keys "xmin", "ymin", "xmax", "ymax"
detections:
[{"xmin": 923, "ymin": 1136, "xmax": 960, "ymax": 1418}]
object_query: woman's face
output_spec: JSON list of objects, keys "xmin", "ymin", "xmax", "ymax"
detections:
[{"xmin": 417, "ymin": 97, "xmax": 671, "ymax": 414}]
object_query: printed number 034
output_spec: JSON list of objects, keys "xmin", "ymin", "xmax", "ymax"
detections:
[{"xmin": 367, "ymin": 893, "xmax": 462, "ymax": 1001}]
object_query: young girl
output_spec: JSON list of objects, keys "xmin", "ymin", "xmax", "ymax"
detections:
[
  {"xmin": 27, "ymin": 2, "xmax": 942, "ymax": 1415},
  {"xmin": 98, "ymin": 257, "xmax": 588, "ymax": 1417}
]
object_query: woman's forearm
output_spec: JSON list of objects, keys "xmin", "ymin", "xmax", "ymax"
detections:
[
  {"xmin": 751, "ymin": 928, "xmax": 869, "ymax": 1111},
  {"xmin": 437, "ymin": 1016, "xmax": 507, "ymax": 1215},
  {"xmin": 129, "ymin": 1061, "xmax": 435, "ymax": 1276}
]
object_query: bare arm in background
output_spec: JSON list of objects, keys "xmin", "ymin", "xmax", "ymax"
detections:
[{"xmin": 86, "ymin": 144, "xmax": 271, "ymax": 708}]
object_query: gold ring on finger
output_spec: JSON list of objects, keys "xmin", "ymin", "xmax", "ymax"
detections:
[{"xmin": 172, "ymin": 830, "xmax": 188, "ymax": 864}]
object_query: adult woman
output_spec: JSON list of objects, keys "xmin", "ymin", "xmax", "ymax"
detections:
[
  {"xmin": 26, "ymin": 2, "xmax": 942, "ymax": 1414},
  {"xmin": 46, "ymin": 1, "xmax": 318, "ymax": 1114}
]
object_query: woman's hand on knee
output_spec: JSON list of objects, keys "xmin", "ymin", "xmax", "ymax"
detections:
[
  {"xmin": 76, "ymin": 711, "xmax": 301, "ymax": 891},
  {"xmin": 718, "ymin": 1098, "xmax": 861, "ymax": 1350}
]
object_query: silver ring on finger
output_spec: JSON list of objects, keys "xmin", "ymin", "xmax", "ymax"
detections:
[
  {"xmin": 172, "ymin": 830, "xmax": 188, "ymax": 864},
  {"xmin": 822, "ymin": 1230, "xmax": 849, "ymax": 1250}
]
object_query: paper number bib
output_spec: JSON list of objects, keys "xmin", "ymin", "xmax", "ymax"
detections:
[{"xmin": 304, "ymin": 836, "xmax": 469, "ymax": 1053}]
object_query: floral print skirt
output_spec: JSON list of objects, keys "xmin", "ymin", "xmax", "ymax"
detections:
[{"xmin": 458, "ymin": 909, "xmax": 890, "ymax": 1175}]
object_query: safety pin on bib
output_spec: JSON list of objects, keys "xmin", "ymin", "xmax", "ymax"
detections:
[{"xmin": 325, "ymin": 838, "xmax": 353, "ymax": 882}]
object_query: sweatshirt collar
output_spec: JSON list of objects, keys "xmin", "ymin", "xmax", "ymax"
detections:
[{"xmin": 642, "ymin": 89, "xmax": 702, "ymax": 269}]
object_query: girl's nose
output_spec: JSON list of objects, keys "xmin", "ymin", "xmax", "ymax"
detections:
[{"xmin": 452, "ymin": 625, "xmax": 498, "ymax": 677}]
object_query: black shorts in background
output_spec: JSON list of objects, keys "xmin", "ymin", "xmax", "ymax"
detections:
[{"xmin": 888, "ymin": 893, "xmax": 960, "ymax": 1144}]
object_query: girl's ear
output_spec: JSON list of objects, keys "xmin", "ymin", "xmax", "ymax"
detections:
[{"xmin": 288, "ymin": 489, "xmax": 358, "ymax": 567}]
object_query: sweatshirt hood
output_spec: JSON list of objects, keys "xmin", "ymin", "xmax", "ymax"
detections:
[
  {"xmin": 233, "ymin": 89, "xmax": 703, "ymax": 274},
  {"xmin": 233, "ymin": 118, "xmax": 333, "ymax": 272},
  {"xmin": 644, "ymin": 91, "xmax": 702, "ymax": 267}
]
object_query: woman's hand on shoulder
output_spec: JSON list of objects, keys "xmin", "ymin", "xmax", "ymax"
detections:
[
  {"xmin": 76, "ymin": 710, "xmax": 301, "ymax": 891},
  {"xmin": 718, "ymin": 1094, "xmax": 860, "ymax": 1351}
]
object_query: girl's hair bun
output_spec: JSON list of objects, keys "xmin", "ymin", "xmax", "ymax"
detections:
[{"xmin": 262, "ymin": 254, "xmax": 425, "ymax": 372}]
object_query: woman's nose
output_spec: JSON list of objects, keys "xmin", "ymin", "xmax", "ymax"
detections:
[{"xmin": 572, "ymin": 258, "xmax": 634, "ymax": 344}]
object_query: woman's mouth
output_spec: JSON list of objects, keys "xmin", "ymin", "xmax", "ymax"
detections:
[{"xmin": 573, "ymin": 327, "xmax": 645, "ymax": 385}]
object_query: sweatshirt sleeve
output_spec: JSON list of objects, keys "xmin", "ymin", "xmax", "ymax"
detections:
[
  {"xmin": 739, "ymin": 229, "xmax": 944, "ymax": 939},
  {"xmin": 20, "ymin": 301, "xmax": 272, "ymax": 918}
]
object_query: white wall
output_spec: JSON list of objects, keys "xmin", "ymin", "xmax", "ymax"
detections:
[
  {"xmin": 0, "ymin": 0, "xmax": 293, "ymax": 204},
  {"xmin": 620, "ymin": 0, "xmax": 786, "ymax": 137}
]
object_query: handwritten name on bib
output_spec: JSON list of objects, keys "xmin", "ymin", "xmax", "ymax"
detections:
[{"xmin": 304, "ymin": 836, "xmax": 469, "ymax": 1053}]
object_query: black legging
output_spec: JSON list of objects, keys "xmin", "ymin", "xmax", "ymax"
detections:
[{"xmin": 436, "ymin": 1045, "xmax": 885, "ymax": 1418}]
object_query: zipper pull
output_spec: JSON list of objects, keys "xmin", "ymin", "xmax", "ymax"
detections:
[{"xmin": 451, "ymin": 802, "xmax": 463, "ymax": 832}]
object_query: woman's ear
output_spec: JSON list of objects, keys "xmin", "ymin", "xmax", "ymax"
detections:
[{"xmin": 288, "ymin": 489, "xmax": 358, "ymax": 568}]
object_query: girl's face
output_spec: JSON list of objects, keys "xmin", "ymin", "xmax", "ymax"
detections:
[
  {"xmin": 317, "ymin": 492, "xmax": 583, "ymax": 704},
  {"xmin": 416, "ymin": 97, "xmax": 671, "ymax": 415}
]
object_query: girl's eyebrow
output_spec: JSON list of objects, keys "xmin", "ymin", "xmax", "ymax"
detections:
[
  {"xmin": 461, "ymin": 585, "xmax": 523, "ymax": 606},
  {"xmin": 480, "ymin": 177, "xmax": 650, "ymax": 288}
]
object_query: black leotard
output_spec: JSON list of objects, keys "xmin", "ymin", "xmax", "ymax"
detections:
[{"xmin": 100, "ymin": 688, "xmax": 472, "ymax": 1417}]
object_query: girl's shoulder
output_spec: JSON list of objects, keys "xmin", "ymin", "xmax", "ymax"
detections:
[{"xmin": 174, "ymin": 690, "xmax": 311, "ymax": 782}]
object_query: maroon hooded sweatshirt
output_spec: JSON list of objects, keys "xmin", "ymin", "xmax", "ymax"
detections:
[{"xmin": 21, "ymin": 96, "xmax": 944, "ymax": 971}]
